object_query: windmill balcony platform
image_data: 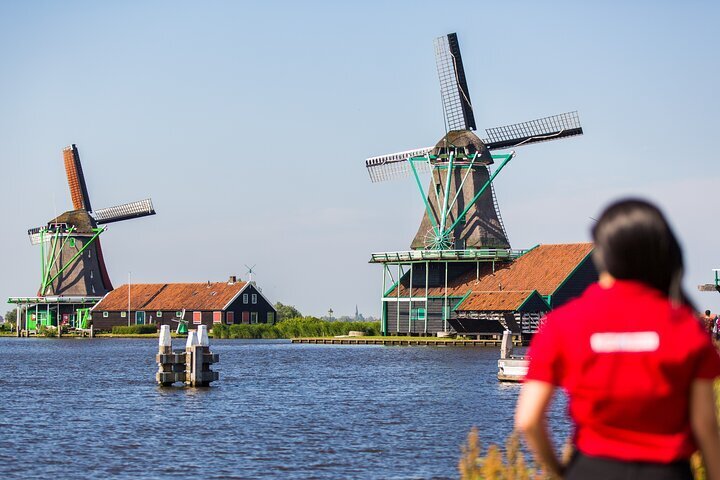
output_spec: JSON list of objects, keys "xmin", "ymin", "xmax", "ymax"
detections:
[{"xmin": 369, "ymin": 248, "xmax": 529, "ymax": 264}]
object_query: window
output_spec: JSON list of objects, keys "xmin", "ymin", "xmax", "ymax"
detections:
[
  {"xmin": 226, "ymin": 311, "xmax": 234, "ymax": 325},
  {"xmin": 176, "ymin": 311, "xmax": 183, "ymax": 318},
  {"xmin": 213, "ymin": 311, "xmax": 222, "ymax": 324},
  {"xmin": 157, "ymin": 311, "xmax": 163, "ymax": 317},
  {"xmin": 250, "ymin": 312, "xmax": 258, "ymax": 324},
  {"xmin": 411, "ymin": 308, "xmax": 426, "ymax": 321},
  {"xmin": 243, "ymin": 294, "xmax": 248, "ymax": 304},
  {"xmin": 120, "ymin": 311, "xmax": 127, "ymax": 318},
  {"xmin": 251, "ymin": 294, "xmax": 257, "ymax": 304},
  {"xmin": 103, "ymin": 311, "xmax": 109, "ymax": 318},
  {"xmin": 267, "ymin": 312, "xmax": 275, "ymax": 324},
  {"xmin": 193, "ymin": 311, "xmax": 202, "ymax": 325},
  {"xmin": 241, "ymin": 311, "xmax": 250, "ymax": 324}
]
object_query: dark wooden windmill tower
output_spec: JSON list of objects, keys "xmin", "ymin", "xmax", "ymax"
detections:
[
  {"xmin": 366, "ymin": 33, "xmax": 583, "ymax": 335},
  {"xmin": 27, "ymin": 145, "xmax": 156, "ymax": 297}
]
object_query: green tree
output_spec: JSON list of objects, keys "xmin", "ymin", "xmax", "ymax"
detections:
[
  {"xmin": 4, "ymin": 309, "xmax": 17, "ymax": 325},
  {"xmin": 274, "ymin": 302, "xmax": 302, "ymax": 321}
]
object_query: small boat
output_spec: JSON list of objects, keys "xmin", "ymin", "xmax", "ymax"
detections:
[{"xmin": 497, "ymin": 330, "xmax": 528, "ymax": 382}]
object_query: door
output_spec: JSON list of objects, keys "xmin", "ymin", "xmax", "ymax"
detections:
[{"xmin": 135, "ymin": 311, "xmax": 145, "ymax": 325}]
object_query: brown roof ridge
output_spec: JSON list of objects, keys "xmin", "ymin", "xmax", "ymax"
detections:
[
  {"xmin": 468, "ymin": 289, "xmax": 537, "ymax": 293},
  {"xmin": 535, "ymin": 241, "xmax": 593, "ymax": 246}
]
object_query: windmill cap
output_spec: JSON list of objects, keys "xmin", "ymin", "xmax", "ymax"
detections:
[
  {"xmin": 432, "ymin": 130, "xmax": 494, "ymax": 165},
  {"xmin": 47, "ymin": 209, "xmax": 97, "ymax": 233}
]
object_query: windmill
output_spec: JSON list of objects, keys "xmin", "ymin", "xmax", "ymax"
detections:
[
  {"xmin": 27, "ymin": 144, "xmax": 156, "ymax": 297},
  {"xmin": 365, "ymin": 33, "xmax": 583, "ymax": 250},
  {"xmin": 245, "ymin": 264, "xmax": 256, "ymax": 283}
]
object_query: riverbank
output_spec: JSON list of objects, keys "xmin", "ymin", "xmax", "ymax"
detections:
[{"xmin": 292, "ymin": 336, "xmax": 524, "ymax": 346}]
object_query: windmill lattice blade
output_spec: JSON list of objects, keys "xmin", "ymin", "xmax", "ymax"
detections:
[
  {"xmin": 483, "ymin": 111, "xmax": 583, "ymax": 150},
  {"xmin": 434, "ymin": 33, "xmax": 476, "ymax": 132},
  {"xmin": 92, "ymin": 199, "xmax": 156, "ymax": 225},
  {"xmin": 365, "ymin": 147, "xmax": 433, "ymax": 183},
  {"xmin": 27, "ymin": 226, "xmax": 47, "ymax": 245},
  {"xmin": 63, "ymin": 144, "xmax": 93, "ymax": 211}
]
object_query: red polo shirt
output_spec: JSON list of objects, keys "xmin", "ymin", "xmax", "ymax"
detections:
[{"xmin": 526, "ymin": 280, "xmax": 720, "ymax": 463}]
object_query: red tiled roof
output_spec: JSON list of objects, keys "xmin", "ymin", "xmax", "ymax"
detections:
[
  {"xmin": 92, "ymin": 282, "xmax": 248, "ymax": 311},
  {"xmin": 389, "ymin": 243, "xmax": 593, "ymax": 298},
  {"xmin": 455, "ymin": 290, "xmax": 538, "ymax": 311},
  {"xmin": 473, "ymin": 243, "xmax": 593, "ymax": 295}
]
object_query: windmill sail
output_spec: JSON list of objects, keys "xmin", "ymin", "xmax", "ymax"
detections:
[
  {"xmin": 63, "ymin": 144, "xmax": 93, "ymax": 212},
  {"xmin": 483, "ymin": 111, "xmax": 583, "ymax": 150},
  {"xmin": 435, "ymin": 33, "xmax": 476, "ymax": 132},
  {"xmin": 365, "ymin": 147, "xmax": 433, "ymax": 183},
  {"xmin": 92, "ymin": 199, "xmax": 156, "ymax": 224}
]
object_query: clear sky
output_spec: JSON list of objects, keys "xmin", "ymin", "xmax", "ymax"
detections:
[{"xmin": 1, "ymin": 1, "xmax": 719, "ymax": 318}]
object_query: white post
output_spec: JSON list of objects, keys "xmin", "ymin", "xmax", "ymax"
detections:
[
  {"xmin": 197, "ymin": 325, "xmax": 209, "ymax": 346},
  {"xmin": 16, "ymin": 304, "xmax": 21, "ymax": 337},
  {"xmin": 159, "ymin": 325, "xmax": 172, "ymax": 348},
  {"xmin": 500, "ymin": 329, "xmax": 513, "ymax": 360}
]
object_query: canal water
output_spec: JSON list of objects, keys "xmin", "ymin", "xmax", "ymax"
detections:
[{"xmin": 0, "ymin": 338, "xmax": 570, "ymax": 479}]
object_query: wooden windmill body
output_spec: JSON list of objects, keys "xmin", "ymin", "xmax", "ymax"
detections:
[
  {"xmin": 365, "ymin": 33, "xmax": 584, "ymax": 336},
  {"xmin": 29, "ymin": 145, "xmax": 156, "ymax": 298}
]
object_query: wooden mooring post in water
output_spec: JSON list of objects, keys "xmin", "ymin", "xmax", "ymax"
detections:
[{"xmin": 155, "ymin": 325, "xmax": 219, "ymax": 387}]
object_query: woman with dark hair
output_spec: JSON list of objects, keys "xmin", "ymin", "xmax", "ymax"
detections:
[{"xmin": 514, "ymin": 199, "xmax": 720, "ymax": 479}]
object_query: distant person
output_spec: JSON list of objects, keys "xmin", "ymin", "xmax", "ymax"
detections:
[
  {"xmin": 704, "ymin": 310, "xmax": 716, "ymax": 336},
  {"xmin": 514, "ymin": 199, "xmax": 720, "ymax": 480}
]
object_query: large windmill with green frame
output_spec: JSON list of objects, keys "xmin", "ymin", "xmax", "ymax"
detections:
[
  {"xmin": 366, "ymin": 33, "xmax": 583, "ymax": 335},
  {"xmin": 9, "ymin": 145, "xmax": 156, "ymax": 333}
]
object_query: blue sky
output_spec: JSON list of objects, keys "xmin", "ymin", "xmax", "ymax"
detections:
[{"xmin": 1, "ymin": 1, "xmax": 719, "ymax": 317}]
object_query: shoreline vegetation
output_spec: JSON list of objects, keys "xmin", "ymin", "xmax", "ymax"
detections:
[{"xmin": 0, "ymin": 317, "xmax": 382, "ymax": 339}]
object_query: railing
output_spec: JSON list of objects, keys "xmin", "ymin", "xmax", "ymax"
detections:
[{"xmin": 369, "ymin": 248, "xmax": 529, "ymax": 263}]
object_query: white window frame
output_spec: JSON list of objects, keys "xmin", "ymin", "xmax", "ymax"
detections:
[
  {"xmin": 243, "ymin": 294, "xmax": 249, "ymax": 304},
  {"xmin": 157, "ymin": 311, "xmax": 163, "ymax": 317},
  {"xmin": 103, "ymin": 311, "xmax": 109, "ymax": 318},
  {"xmin": 250, "ymin": 312, "xmax": 258, "ymax": 324},
  {"xmin": 120, "ymin": 311, "xmax": 127, "ymax": 318},
  {"xmin": 251, "ymin": 294, "xmax": 257, "ymax": 304}
]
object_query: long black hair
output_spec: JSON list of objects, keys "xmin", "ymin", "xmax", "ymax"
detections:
[{"xmin": 591, "ymin": 198, "xmax": 692, "ymax": 307}]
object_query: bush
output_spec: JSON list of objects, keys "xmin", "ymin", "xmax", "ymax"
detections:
[
  {"xmin": 111, "ymin": 324, "xmax": 158, "ymax": 335},
  {"xmin": 210, "ymin": 317, "xmax": 381, "ymax": 339},
  {"xmin": 38, "ymin": 325, "xmax": 57, "ymax": 337}
]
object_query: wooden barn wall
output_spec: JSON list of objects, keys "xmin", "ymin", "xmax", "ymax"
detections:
[
  {"xmin": 225, "ymin": 284, "xmax": 276, "ymax": 325},
  {"xmin": 384, "ymin": 297, "xmax": 462, "ymax": 334},
  {"xmin": 551, "ymin": 257, "xmax": 598, "ymax": 308}
]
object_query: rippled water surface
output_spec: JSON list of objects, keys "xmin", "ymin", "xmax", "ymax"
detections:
[{"xmin": 0, "ymin": 338, "xmax": 569, "ymax": 479}]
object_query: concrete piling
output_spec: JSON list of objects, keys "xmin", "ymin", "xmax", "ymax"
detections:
[{"xmin": 156, "ymin": 325, "xmax": 218, "ymax": 387}]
